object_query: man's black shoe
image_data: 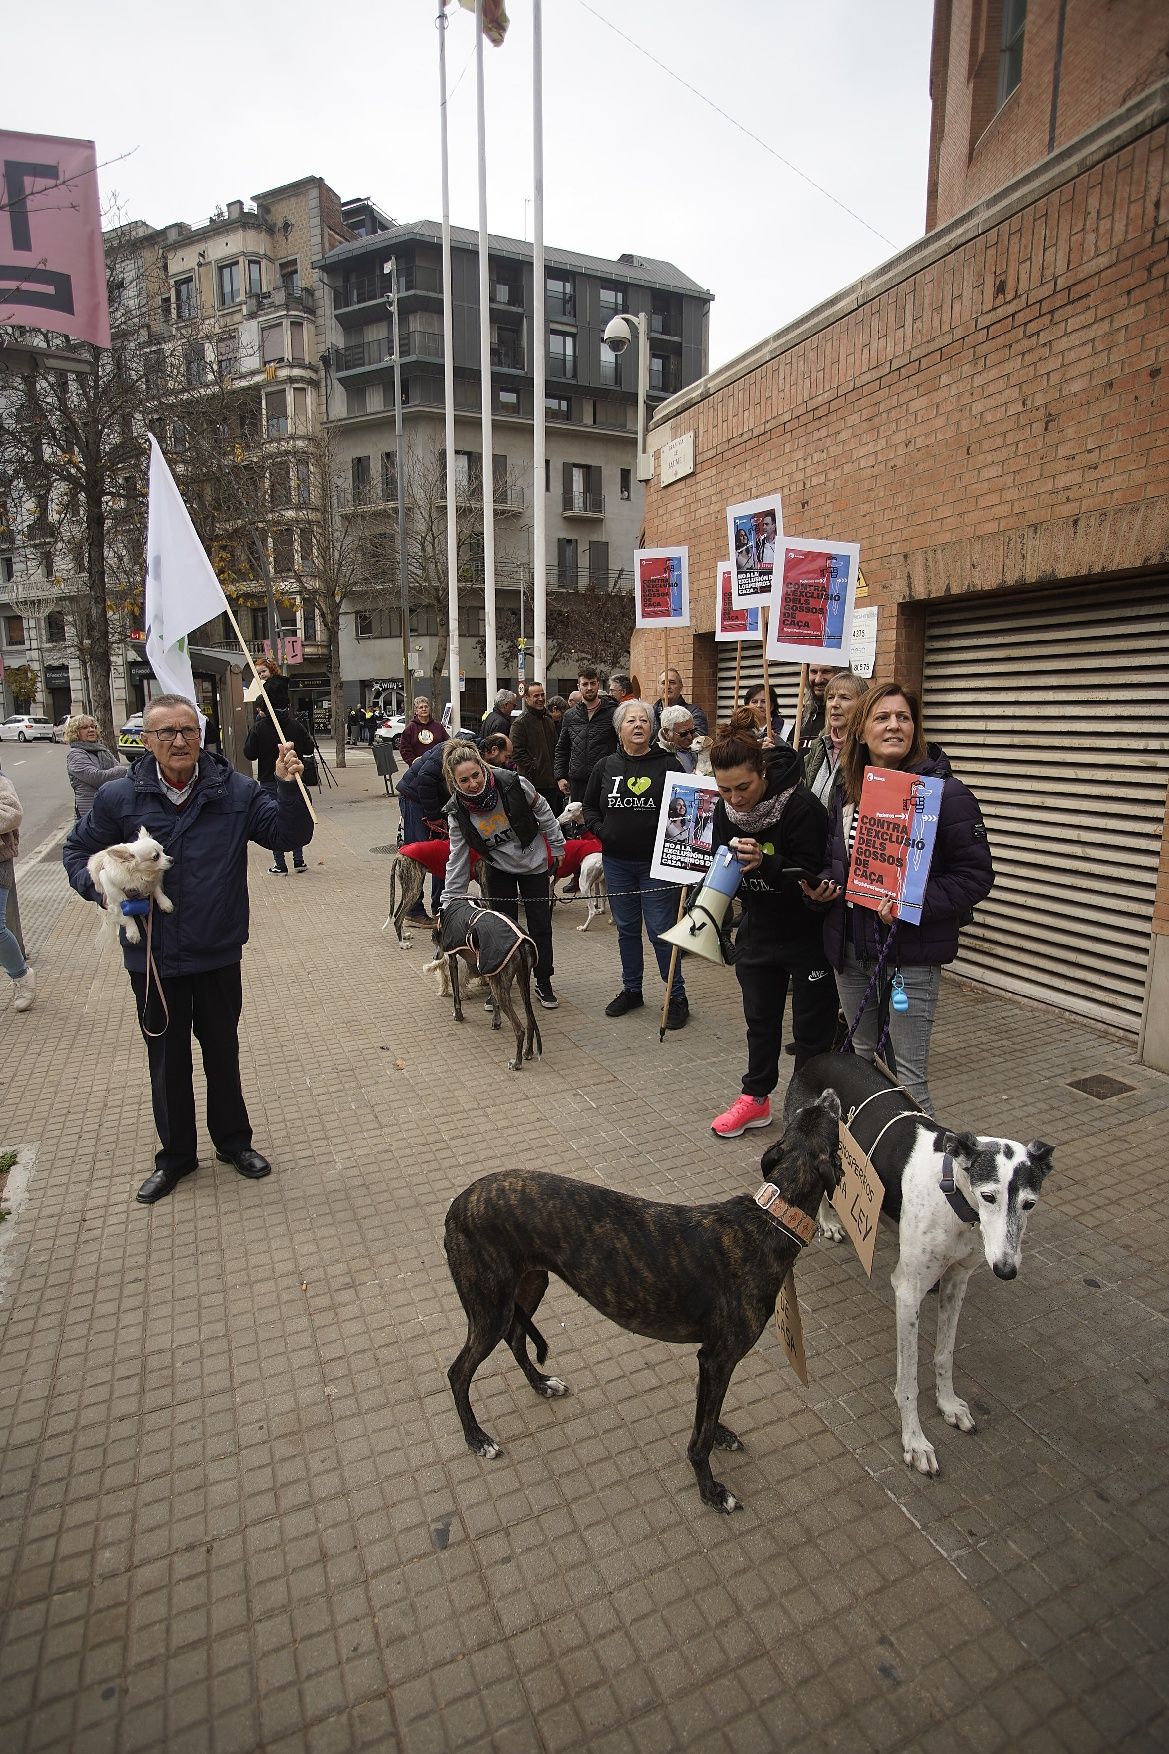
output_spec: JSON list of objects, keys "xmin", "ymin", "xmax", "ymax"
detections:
[
  {"xmin": 216, "ymin": 1147, "xmax": 272, "ymax": 1180},
  {"xmin": 605, "ymin": 989, "xmax": 644, "ymax": 1018},
  {"xmin": 535, "ymin": 982, "xmax": 559, "ymax": 1009},
  {"xmin": 665, "ymin": 996, "xmax": 690, "ymax": 1031},
  {"xmin": 136, "ymin": 1164, "xmax": 196, "ymax": 1204}
]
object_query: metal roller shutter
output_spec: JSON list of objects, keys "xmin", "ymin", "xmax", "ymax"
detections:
[
  {"xmin": 922, "ymin": 577, "xmax": 1169, "ymax": 1032},
  {"xmin": 715, "ymin": 646, "xmax": 802, "ymax": 734}
]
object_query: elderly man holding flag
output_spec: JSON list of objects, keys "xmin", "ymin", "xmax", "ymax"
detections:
[{"xmin": 64, "ymin": 438, "xmax": 313, "ymax": 1205}]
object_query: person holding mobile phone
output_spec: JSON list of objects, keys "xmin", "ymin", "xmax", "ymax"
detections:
[{"xmin": 707, "ymin": 708, "xmax": 836, "ymax": 1139}]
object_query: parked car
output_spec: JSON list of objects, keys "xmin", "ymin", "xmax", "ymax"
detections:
[
  {"xmin": 117, "ymin": 712, "xmax": 145, "ymax": 761},
  {"xmin": 51, "ymin": 715, "xmax": 72, "ymax": 743},
  {"xmin": 0, "ymin": 713, "xmax": 54, "ymax": 742},
  {"xmin": 374, "ymin": 714, "xmax": 407, "ymax": 750}
]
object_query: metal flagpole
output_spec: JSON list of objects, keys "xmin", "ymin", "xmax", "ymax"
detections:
[
  {"xmin": 439, "ymin": 1, "xmax": 461, "ymax": 731},
  {"xmin": 475, "ymin": 0, "xmax": 499, "ymax": 711},
  {"xmin": 388, "ymin": 258, "xmax": 412, "ymax": 716},
  {"xmin": 531, "ymin": 0, "xmax": 546, "ymax": 688}
]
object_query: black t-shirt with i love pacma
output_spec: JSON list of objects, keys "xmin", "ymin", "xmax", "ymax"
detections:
[{"xmin": 583, "ymin": 744, "xmax": 682, "ymax": 862}]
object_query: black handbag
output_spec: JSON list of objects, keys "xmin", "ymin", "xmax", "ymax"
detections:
[{"xmin": 300, "ymin": 753, "xmax": 320, "ymax": 788}]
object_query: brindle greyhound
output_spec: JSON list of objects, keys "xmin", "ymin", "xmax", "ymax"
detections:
[
  {"xmin": 426, "ymin": 897, "xmax": 542, "ymax": 1071},
  {"xmin": 444, "ymin": 1091, "xmax": 843, "ymax": 1512}
]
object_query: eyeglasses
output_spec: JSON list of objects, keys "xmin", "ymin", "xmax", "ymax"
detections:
[
  {"xmin": 675, "ymin": 726, "xmax": 696, "ymax": 738},
  {"xmin": 145, "ymin": 725, "xmax": 199, "ymax": 745}
]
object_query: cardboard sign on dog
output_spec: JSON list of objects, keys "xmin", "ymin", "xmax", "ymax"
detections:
[
  {"xmin": 832, "ymin": 1122, "xmax": 886, "ymax": 1276},
  {"xmin": 774, "ymin": 1271, "xmax": 808, "ymax": 1384}
]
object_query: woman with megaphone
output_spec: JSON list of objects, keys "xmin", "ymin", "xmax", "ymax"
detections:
[{"xmin": 707, "ymin": 710, "xmax": 838, "ymax": 1139}]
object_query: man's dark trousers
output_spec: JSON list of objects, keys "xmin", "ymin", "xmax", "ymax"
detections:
[
  {"xmin": 482, "ymin": 870, "xmax": 554, "ymax": 987},
  {"xmin": 129, "ymin": 965, "xmax": 252, "ymax": 1174}
]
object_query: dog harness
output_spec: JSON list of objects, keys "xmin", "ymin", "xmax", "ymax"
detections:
[
  {"xmin": 845, "ymin": 1088, "xmax": 979, "ymax": 1226},
  {"xmin": 439, "ymin": 898, "xmax": 534, "ymax": 978},
  {"xmin": 753, "ymin": 1184, "xmax": 817, "ymax": 1247}
]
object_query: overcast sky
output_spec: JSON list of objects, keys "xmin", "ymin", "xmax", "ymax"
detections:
[{"xmin": 9, "ymin": 0, "xmax": 935, "ymax": 371}]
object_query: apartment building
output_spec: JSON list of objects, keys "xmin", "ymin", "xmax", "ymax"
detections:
[{"xmin": 314, "ymin": 221, "xmax": 710, "ymax": 718}]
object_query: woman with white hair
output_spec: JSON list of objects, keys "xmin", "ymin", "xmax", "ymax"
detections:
[
  {"xmin": 657, "ymin": 703, "xmax": 699, "ymax": 772},
  {"xmin": 64, "ymin": 714, "xmax": 123, "ymax": 818}
]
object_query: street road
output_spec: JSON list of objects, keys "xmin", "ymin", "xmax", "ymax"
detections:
[{"xmin": 2, "ymin": 741, "xmax": 78, "ymax": 858}]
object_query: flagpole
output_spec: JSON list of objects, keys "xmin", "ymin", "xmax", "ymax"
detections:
[
  {"xmin": 439, "ymin": 0, "xmax": 461, "ymax": 732},
  {"xmin": 531, "ymin": 0, "xmax": 546, "ymax": 689},
  {"xmin": 221, "ymin": 600, "xmax": 318, "ymax": 823},
  {"xmin": 475, "ymin": 0, "xmax": 499, "ymax": 710}
]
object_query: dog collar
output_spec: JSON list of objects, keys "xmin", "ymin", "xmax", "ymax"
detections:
[
  {"xmin": 754, "ymin": 1184, "xmax": 817, "ymax": 1247},
  {"xmin": 939, "ymin": 1152, "xmax": 978, "ymax": 1225}
]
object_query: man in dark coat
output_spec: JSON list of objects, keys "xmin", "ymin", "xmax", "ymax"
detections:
[
  {"xmin": 510, "ymin": 682, "xmax": 560, "ymax": 818},
  {"xmin": 480, "ymin": 689, "xmax": 518, "ymax": 744},
  {"xmin": 554, "ymin": 667, "xmax": 618, "ymax": 804},
  {"xmin": 63, "ymin": 692, "xmax": 313, "ymax": 1205},
  {"xmin": 394, "ymin": 739, "xmax": 452, "ymax": 921},
  {"xmin": 652, "ymin": 667, "xmax": 709, "ymax": 737}
]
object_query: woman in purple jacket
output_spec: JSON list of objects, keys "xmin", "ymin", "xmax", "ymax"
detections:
[{"xmin": 804, "ymin": 682, "xmax": 993, "ymax": 1115}]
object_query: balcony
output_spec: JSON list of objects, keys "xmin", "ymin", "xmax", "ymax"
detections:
[
  {"xmin": 490, "ymin": 281, "xmax": 523, "ymax": 309},
  {"xmin": 247, "ymin": 284, "xmax": 317, "ymax": 318},
  {"xmin": 490, "ymin": 340, "xmax": 525, "ymax": 371},
  {"xmin": 650, "ymin": 309, "xmax": 681, "ymax": 339},
  {"xmin": 545, "ymin": 564, "xmax": 629, "ymax": 594},
  {"xmin": 335, "ymin": 330, "xmax": 443, "ymax": 374},
  {"xmin": 562, "ymin": 491, "xmax": 605, "ymax": 518}
]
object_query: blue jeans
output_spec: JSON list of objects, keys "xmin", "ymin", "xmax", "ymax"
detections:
[
  {"xmin": 0, "ymin": 886, "xmax": 28, "ymax": 979},
  {"xmin": 602, "ymin": 856, "xmax": 685, "ymax": 1001},
  {"xmin": 261, "ymin": 780, "xmax": 304, "ymax": 872},
  {"xmin": 400, "ymin": 798, "xmax": 441, "ymax": 913}
]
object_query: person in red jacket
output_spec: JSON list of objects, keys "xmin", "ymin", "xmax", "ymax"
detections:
[{"xmin": 805, "ymin": 681, "xmax": 994, "ymax": 1116}]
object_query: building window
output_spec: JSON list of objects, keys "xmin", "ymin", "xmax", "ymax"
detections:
[
  {"xmin": 497, "ymin": 386, "xmax": 519, "ymax": 413},
  {"xmin": 620, "ymin": 468, "xmax": 632, "ymax": 500},
  {"xmin": 172, "ymin": 419, "xmax": 188, "ymax": 452},
  {"xmin": 3, "ymin": 615, "xmax": 26, "ymax": 645},
  {"xmin": 355, "ymin": 610, "xmax": 372, "ymax": 638},
  {"xmin": 295, "ymin": 458, "xmax": 311, "ymax": 505},
  {"xmin": 217, "ymin": 260, "xmax": 241, "ymax": 308},
  {"xmin": 599, "ymin": 349, "xmax": 620, "ymax": 387},
  {"xmin": 546, "ymin": 272, "xmax": 575, "ymax": 320},
  {"xmin": 588, "ymin": 541, "xmax": 609, "ymax": 587},
  {"xmin": 598, "ymin": 284, "xmax": 626, "ymax": 323},
  {"xmin": 159, "ymin": 294, "xmax": 172, "ymax": 325},
  {"xmin": 458, "ymin": 603, "xmax": 485, "ymax": 637},
  {"xmin": 351, "ymin": 455, "xmax": 372, "ymax": 504},
  {"xmin": 289, "ymin": 321, "xmax": 306, "ymax": 363},
  {"xmin": 544, "ymin": 459, "xmax": 551, "ymax": 494},
  {"xmin": 410, "ymin": 605, "xmax": 439, "ymax": 638},
  {"xmin": 546, "ymin": 393, "xmax": 572, "ymax": 422},
  {"xmin": 549, "ymin": 330, "xmax": 576, "ymax": 381},
  {"xmin": 302, "ymin": 602, "xmax": 317, "ymax": 641},
  {"xmin": 272, "ymin": 528, "xmax": 295, "ymax": 574},
  {"xmin": 43, "ymin": 610, "xmax": 67, "ymax": 643},
  {"xmin": 280, "ymin": 258, "xmax": 300, "ymax": 296},
  {"xmin": 381, "ymin": 452, "xmax": 397, "ymax": 502},
  {"xmin": 184, "ymin": 342, "xmax": 206, "ymax": 387},
  {"xmin": 261, "ymin": 325, "xmax": 284, "ymax": 365},
  {"xmin": 269, "ymin": 462, "xmax": 292, "ymax": 510},
  {"xmin": 556, "ymin": 539, "xmax": 579, "ymax": 587},
  {"xmin": 174, "ymin": 276, "xmax": 195, "ymax": 321},
  {"xmin": 265, "ymin": 390, "xmax": 288, "ymax": 437},
  {"xmin": 247, "ymin": 258, "xmax": 264, "ymax": 297},
  {"xmin": 216, "ymin": 333, "xmax": 238, "ymax": 379},
  {"xmin": 998, "ymin": 0, "xmax": 1026, "ymax": 107},
  {"xmin": 0, "ymin": 557, "xmax": 14, "ymax": 585}
]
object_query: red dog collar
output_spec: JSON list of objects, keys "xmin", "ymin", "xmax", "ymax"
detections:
[{"xmin": 754, "ymin": 1184, "xmax": 817, "ymax": 1247}]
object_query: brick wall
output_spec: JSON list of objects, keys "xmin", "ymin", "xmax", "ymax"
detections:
[{"xmin": 930, "ymin": 0, "xmax": 1169, "ymax": 230}]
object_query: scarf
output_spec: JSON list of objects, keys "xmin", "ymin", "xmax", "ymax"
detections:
[
  {"xmin": 725, "ymin": 784, "xmax": 796, "ymax": 836},
  {"xmin": 458, "ymin": 771, "xmax": 500, "ymax": 816}
]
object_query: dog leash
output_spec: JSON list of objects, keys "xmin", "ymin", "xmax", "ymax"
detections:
[{"xmin": 139, "ymin": 900, "xmax": 170, "ymax": 1040}]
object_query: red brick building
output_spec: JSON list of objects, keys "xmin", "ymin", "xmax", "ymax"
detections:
[{"xmin": 634, "ymin": 9, "xmax": 1169, "ymax": 1067}]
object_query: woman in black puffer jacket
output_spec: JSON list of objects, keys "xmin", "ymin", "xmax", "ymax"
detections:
[{"xmin": 805, "ymin": 681, "xmax": 993, "ymax": 1116}]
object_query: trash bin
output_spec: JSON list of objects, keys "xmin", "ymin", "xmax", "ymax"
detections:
[{"xmin": 372, "ymin": 737, "xmax": 399, "ymax": 795}]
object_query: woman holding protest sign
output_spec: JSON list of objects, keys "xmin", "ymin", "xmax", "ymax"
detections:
[
  {"xmin": 804, "ymin": 682, "xmax": 993, "ymax": 1116},
  {"xmin": 707, "ymin": 709, "xmax": 836, "ymax": 1138}
]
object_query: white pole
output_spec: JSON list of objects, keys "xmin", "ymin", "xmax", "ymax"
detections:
[
  {"xmin": 439, "ymin": 1, "xmax": 461, "ymax": 732},
  {"xmin": 475, "ymin": 0, "xmax": 498, "ymax": 712},
  {"xmin": 531, "ymin": 0, "xmax": 546, "ymax": 689}
]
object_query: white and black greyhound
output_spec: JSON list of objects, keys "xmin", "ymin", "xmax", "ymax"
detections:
[{"xmin": 786, "ymin": 1052, "xmax": 1054, "ymax": 1476}]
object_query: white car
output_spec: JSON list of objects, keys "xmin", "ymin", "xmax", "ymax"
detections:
[
  {"xmin": 374, "ymin": 714, "xmax": 407, "ymax": 750},
  {"xmin": 0, "ymin": 713, "xmax": 54, "ymax": 742}
]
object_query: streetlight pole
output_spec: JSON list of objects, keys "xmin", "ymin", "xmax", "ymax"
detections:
[
  {"xmin": 631, "ymin": 311, "xmax": 652, "ymax": 483},
  {"xmin": 387, "ymin": 260, "xmax": 412, "ymax": 716}
]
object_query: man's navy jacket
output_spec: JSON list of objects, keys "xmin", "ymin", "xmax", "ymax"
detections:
[{"xmin": 63, "ymin": 752, "xmax": 314, "ymax": 976}]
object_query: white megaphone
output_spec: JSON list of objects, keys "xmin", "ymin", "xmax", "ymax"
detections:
[{"xmin": 660, "ymin": 843, "xmax": 744, "ymax": 966}]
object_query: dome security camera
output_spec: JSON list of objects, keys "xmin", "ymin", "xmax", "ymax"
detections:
[{"xmin": 603, "ymin": 315, "xmax": 632, "ymax": 357}]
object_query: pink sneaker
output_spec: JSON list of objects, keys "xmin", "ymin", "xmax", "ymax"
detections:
[{"xmin": 711, "ymin": 1094, "xmax": 772, "ymax": 1139}]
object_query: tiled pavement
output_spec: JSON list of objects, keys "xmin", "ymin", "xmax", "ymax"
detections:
[{"xmin": 1, "ymin": 748, "xmax": 1166, "ymax": 1754}]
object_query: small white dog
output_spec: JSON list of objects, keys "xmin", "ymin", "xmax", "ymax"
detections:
[{"xmin": 87, "ymin": 827, "xmax": 174, "ymax": 945}]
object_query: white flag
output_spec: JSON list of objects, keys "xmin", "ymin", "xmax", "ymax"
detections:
[{"xmin": 145, "ymin": 433, "xmax": 229, "ymax": 705}]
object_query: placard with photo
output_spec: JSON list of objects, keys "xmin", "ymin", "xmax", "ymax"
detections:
[
  {"xmin": 725, "ymin": 493, "xmax": 783, "ymax": 608},
  {"xmin": 714, "ymin": 561, "xmax": 761, "ymax": 641},
  {"xmin": 765, "ymin": 537, "xmax": 860, "ymax": 664},
  {"xmin": 633, "ymin": 546, "xmax": 690, "ymax": 629},
  {"xmin": 649, "ymin": 771, "xmax": 720, "ymax": 886}
]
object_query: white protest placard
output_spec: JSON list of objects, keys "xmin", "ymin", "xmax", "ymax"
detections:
[
  {"xmin": 634, "ymin": 547, "xmax": 689, "ymax": 629},
  {"xmin": 714, "ymin": 561, "xmax": 761, "ymax": 642},
  {"xmin": 849, "ymin": 606, "xmax": 878, "ymax": 677},
  {"xmin": 831, "ymin": 1121, "xmax": 886, "ymax": 1277},
  {"xmin": 765, "ymin": 538, "xmax": 860, "ymax": 666},
  {"xmin": 774, "ymin": 1272, "xmax": 808, "ymax": 1384},
  {"xmin": 726, "ymin": 492, "xmax": 783, "ymax": 609},
  {"xmin": 649, "ymin": 771, "xmax": 719, "ymax": 886}
]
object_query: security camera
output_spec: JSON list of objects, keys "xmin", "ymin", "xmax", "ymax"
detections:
[{"xmin": 603, "ymin": 315, "xmax": 631, "ymax": 357}]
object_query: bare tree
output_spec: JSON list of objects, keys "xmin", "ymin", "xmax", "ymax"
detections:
[{"xmin": 493, "ymin": 577, "xmax": 634, "ymax": 680}]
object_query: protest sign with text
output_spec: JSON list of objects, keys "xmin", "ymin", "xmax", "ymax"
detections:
[
  {"xmin": 774, "ymin": 1272, "xmax": 809, "ymax": 1383},
  {"xmin": 845, "ymin": 767, "xmax": 944, "ymax": 923},
  {"xmin": 649, "ymin": 771, "xmax": 719, "ymax": 886},
  {"xmin": 1, "ymin": 134, "xmax": 111, "ymax": 348},
  {"xmin": 634, "ymin": 547, "xmax": 689, "ymax": 629},
  {"xmin": 831, "ymin": 1122, "xmax": 886, "ymax": 1277},
  {"xmin": 714, "ymin": 561, "xmax": 761, "ymax": 641},
  {"xmin": 726, "ymin": 493, "xmax": 783, "ymax": 609},
  {"xmin": 765, "ymin": 538, "xmax": 860, "ymax": 665}
]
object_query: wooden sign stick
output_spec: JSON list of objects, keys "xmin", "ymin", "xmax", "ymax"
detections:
[
  {"xmin": 760, "ymin": 605, "xmax": 773, "ymax": 735},
  {"xmin": 790, "ymin": 663, "xmax": 809, "ymax": 750},
  {"xmin": 659, "ymin": 885, "xmax": 688, "ymax": 1043},
  {"xmin": 733, "ymin": 637, "xmax": 742, "ymax": 704}
]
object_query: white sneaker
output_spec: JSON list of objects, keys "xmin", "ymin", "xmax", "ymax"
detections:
[{"xmin": 13, "ymin": 967, "xmax": 36, "ymax": 1013}]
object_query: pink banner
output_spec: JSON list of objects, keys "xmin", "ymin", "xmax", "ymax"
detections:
[{"xmin": 1, "ymin": 133, "xmax": 111, "ymax": 348}]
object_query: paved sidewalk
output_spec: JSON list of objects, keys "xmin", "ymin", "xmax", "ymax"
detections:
[{"xmin": 1, "ymin": 750, "xmax": 1167, "ymax": 1754}]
